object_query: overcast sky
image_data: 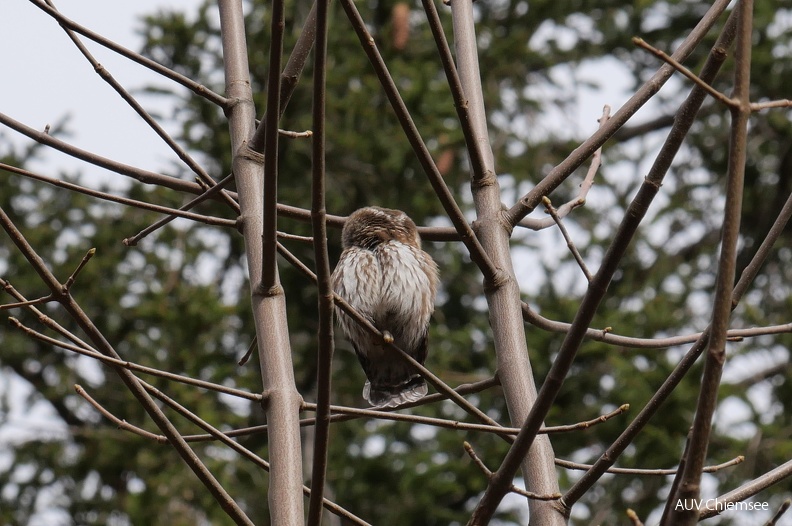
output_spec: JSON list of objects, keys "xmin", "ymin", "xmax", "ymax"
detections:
[{"xmin": 1, "ymin": 0, "xmax": 200, "ymax": 180}]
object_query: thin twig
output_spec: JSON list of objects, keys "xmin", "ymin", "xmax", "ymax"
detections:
[
  {"xmin": 275, "ymin": 231, "xmax": 314, "ymax": 244},
  {"xmin": 751, "ymin": 99, "xmax": 792, "ymax": 111},
  {"xmin": 75, "ymin": 384, "xmax": 167, "ymax": 443},
  {"xmin": 306, "ymin": 402, "xmax": 628, "ymax": 438},
  {"xmin": 237, "ymin": 336, "xmax": 257, "ymax": 366},
  {"xmin": 764, "ymin": 499, "xmax": 791, "ymax": 526},
  {"xmin": 122, "ymin": 173, "xmax": 238, "ymax": 246},
  {"xmin": 63, "ymin": 248, "xmax": 96, "ymax": 290},
  {"xmin": 139, "ymin": 381, "xmax": 371, "ymax": 525},
  {"xmin": 633, "ymin": 37, "xmax": 736, "ymax": 108},
  {"xmin": 179, "ymin": 377, "xmax": 502, "ymax": 442},
  {"xmin": 521, "ymin": 303, "xmax": 792, "ymax": 349},
  {"xmin": 555, "ymin": 455, "xmax": 743, "ymax": 475},
  {"xmin": 517, "ymin": 105, "xmax": 610, "ymax": 231},
  {"xmin": 543, "ymin": 404, "xmax": 629, "ymax": 434},
  {"xmin": 1, "ymin": 278, "xmax": 99, "ymax": 352},
  {"xmin": 0, "ymin": 294, "xmax": 54, "ymax": 311},
  {"xmin": 146, "ymin": 385, "xmax": 363, "ymax": 526},
  {"xmin": 542, "ymin": 196, "xmax": 592, "ymax": 281},
  {"xmin": 463, "ymin": 442, "xmax": 561, "ymax": 501},
  {"xmin": 278, "ymin": 129, "xmax": 313, "ymax": 138},
  {"xmin": 78, "ymin": 382, "xmax": 368, "ymax": 524},
  {"xmin": 626, "ymin": 509, "xmax": 645, "ymax": 526}
]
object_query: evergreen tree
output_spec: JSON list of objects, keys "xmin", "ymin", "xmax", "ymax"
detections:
[{"xmin": 1, "ymin": 0, "xmax": 791, "ymax": 524}]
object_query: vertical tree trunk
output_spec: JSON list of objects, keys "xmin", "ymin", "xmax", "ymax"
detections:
[
  {"xmin": 218, "ymin": 1, "xmax": 305, "ymax": 523},
  {"xmin": 449, "ymin": 2, "xmax": 564, "ymax": 524}
]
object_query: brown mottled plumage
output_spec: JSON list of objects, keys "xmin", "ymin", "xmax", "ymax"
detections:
[{"xmin": 331, "ymin": 207, "xmax": 439, "ymax": 408}]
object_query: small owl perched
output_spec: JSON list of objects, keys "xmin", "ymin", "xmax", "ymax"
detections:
[{"xmin": 331, "ymin": 207, "xmax": 439, "ymax": 408}]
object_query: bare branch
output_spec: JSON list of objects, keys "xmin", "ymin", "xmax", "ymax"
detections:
[
  {"xmin": 180, "ymin": 377, "xmax": 502, "ymax": 442},
  {"xmin": 463, "ymin": 442, "xmax": 561, "ymax": 501},
  {"xmin": 420, "ymin": 0, "xmax": 489, "ymax": 184},
  {"xmin": 43, "ymin": 0, "xmax": 240, "ymax": 212},
  {"xmin": 522, "ymin": 302, "xmax": 792, "ymax": 349},
  {"xmin": 750, "ymin": 99, "xmax": 792, "ymax": 111},
  {"xmin": 75, "ymin": 384, "xmax": 167, "ymax": 443},
  {"xmin": 544, "ymin": 404, "xmax": 629, "ymax": 434},
  {"xmin": 542, "ymin": 196, "xmax": 592, "ymax": 281},
  {"xmin": 78, "ymin": 380, "xmax": 370, "ymax": 525},
  {"xmin": 555, "ymin": 455, "xmax": 743, "ymax": 476},
  {"xmin": 337, "ymin": 0, "xmax": 499, "ymax": 283},
  {"xmin": 517, "ymin": 105, "xmax": 610, "ymax": 232},
  {"xmin": 0, "ymin": 163, "xmax": 237, "ymax": 234},
  {"xmin": 0, "ymin": 206, "xmax": 254, "ymax": 525},
  {"xmin": 27, "ymin": 0, "xmax": 229, "ymax": 107},
  {"xmin": 562, "ymin": 12, "xmax": 743, "ymax": 511},
  {"xmin": 698, "ymin": 459, "xmax": 792, "ymax": 520},
  {"xmin": 472, "ymin": 8, "xmax": 736, "ymax": 520},
  {"xmin": 63, "ymin": 248, "xmax": 96, "ymax": 290},
  {"xmin": 0, "ymin": 112, "xmax": 205, "ymax": 195},
  {"xmin": 306, "ymin": 0, "xmax": 334, "ymax": 520},
  {"xmin": 668, "ymin": 2, "xmax": 754, "ymax": 522},
  {"xmin": 505, "ymin": 0, "xmax": 733, "ymax": 226},
  {"xmin": 123, "ymin": 173, "xmax": 238, "ymax": 246},
  {"xmin": 0, "ymin": 294, "xmax": 54, "ymax": 311},
  {"xmin": 249, "ymin": 1, "xmax": 319, "ymax": 153},
  {"xmin": 258, "ymin": 0, "xmax": 286, "ymax": 293},
  {"xmin": 309, "ymin": 401, "xmax": 629, "ymax": 438},
  {"xmin": 8, "ymin": 317, "xmax": 261, "ymax": 402},
  {"xmin": 764, "ymin": 499, "xmax": 792, "ymax": 526},
  {"xmin": 279, "ymin": 129, "xmax": 313, "ymax": 138},
  {"xmin": 633, "ymin": 37, "xmax": 736, "ymax": 108},
  {"xmin": 445, "ymin": 0, "xmax": 562, "ymax": 521}
]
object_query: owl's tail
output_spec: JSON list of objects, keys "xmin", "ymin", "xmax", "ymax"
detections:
[{"xmin": 363, "ymin": 376, "xmax": 427, "ymax": 408}]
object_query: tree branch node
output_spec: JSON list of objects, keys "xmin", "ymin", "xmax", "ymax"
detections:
[
  {"xmin": 239, "ymin": 143, "xmax": 267, "ymax": 164},
  {"xmin": 464, "ymin": 441, "xmax": 562, "ymax": 500}
]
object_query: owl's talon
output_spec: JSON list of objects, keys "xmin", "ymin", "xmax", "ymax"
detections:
[{"xmin": 382, "ymin": 330, "xmax": 394, "ymax": 344}]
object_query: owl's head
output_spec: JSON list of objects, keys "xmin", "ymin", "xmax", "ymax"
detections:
[{"xmin": 341, "ymin": 207, "xmax": 421, "ymax": 250}]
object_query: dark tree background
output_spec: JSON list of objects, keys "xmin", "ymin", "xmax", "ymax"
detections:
[{"xmin": 1, "ymin": 0, "xmax": 791, "ymax": 524}]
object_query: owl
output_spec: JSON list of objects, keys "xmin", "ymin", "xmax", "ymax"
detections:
[{"xmin": 331, "ymin": 207, "xmax": 439, "ymax": 408}]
